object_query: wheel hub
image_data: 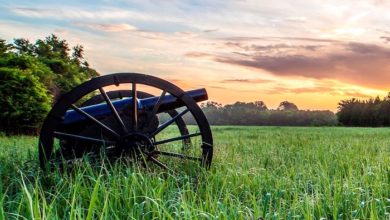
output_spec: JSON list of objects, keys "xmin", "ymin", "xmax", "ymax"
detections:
[{"xmin": 117, "ymin": 133, "xmax": 154, "ymax": 154}]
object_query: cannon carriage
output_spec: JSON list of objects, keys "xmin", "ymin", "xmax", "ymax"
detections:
[{"xmin": 39, "ymin": 73, "xmax": 213, "ymax": 170}]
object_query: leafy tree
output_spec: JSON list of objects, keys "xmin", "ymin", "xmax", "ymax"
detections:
[
  {"xmin": 0, "ymin": 39, "xmax": 12, "ymax": 55},
  {"xmin": 0, "ymin": 35, "xmax": 99, "ymax": 134},
  {"xmin": 13, "ymin": 34, "xmax": 99, "ymax": 98},
  {"xmin": 72, "ymin": 45, "xmax": 84, "ymax": 65},
  {"xmin": 254, "ymin": 101, "xmax": 268, "ymax": 111},
  {"xmin": 277, "ymin": 101, "xmax": 298, "ymax": 111},
  {"xmin": 337, "ymin": 93, "xmax": 390, "ymax": 127},
  {"xmin": 0, "ymin": 53, "xmax": 54, "ymax": 90},
  {"xmin": 0, "ymin": 67, "xmax": 51, "ymax": 134},
  {"xmin": 13, "ymin": 38, "xmax": 34, "ymax": 55}
]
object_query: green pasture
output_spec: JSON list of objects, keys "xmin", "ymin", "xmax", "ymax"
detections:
[{"xmin": 0, "ymin": 126, "xmax": 389, "ymax": 219}]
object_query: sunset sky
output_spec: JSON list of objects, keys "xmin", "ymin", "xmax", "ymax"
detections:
[{"xmin": 1, "ymin": 0, "xmax": 390, "ymax": 111}]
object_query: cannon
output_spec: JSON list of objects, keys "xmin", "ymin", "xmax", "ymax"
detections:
[{"xmin": 39, "ymin": 73, "xmax": 213, "ymax": 170}]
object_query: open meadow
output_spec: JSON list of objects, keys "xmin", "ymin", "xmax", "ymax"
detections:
[{"xmin": 0, "ymin": 126, "xmax": 389, "ymax": 219}]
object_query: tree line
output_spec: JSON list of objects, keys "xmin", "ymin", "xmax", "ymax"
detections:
[
  {"xmin": 337, "ymin": 94, "xmax": 390, "ymax": 127},
  {"xmin": 184, "ymin": 101, "xmax": 338, "ymax": 126},
  {"xmin": 0, "ymin": 35, "xmax": 99, "ymax": 134}
]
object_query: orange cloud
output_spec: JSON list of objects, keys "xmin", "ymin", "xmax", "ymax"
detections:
[
  {"xmin": 221, "ymin": 78, "xmax": 273, "ymax": 83},
  {"xmin": 191, "ymin": 41, "xmax": 390, "ymax": 90},
  {"xmin": 184, "ymin": 52, "xmax": 213, "ymax": 58}
]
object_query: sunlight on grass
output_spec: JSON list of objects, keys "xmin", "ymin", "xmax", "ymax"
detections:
[{"xmin": 0, "ymin": 127, "xmax": 389, "ymax": 219}]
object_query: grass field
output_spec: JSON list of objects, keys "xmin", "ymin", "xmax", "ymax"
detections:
[{"xmin": 0, "ymin": 126, "xmax": 389, "ymax": 219}]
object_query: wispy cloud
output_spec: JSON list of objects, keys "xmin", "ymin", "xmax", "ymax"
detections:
[
  {"xmin": 221, "ymin": 78, "xmax": 273, "ymax": 83},
  {"xmin": 184, "ymin": 52, "xmax": 213, "ymax": 58},
  {"xmin": 381, "ymin": 36, "xmax": 390, "ymax": 43},
  {"xmin": 224, "ymin": 42, "xmax": 323, "ymax": 53},
  {"xmin": 203, "ymin": 29, "xmax": 218, "ymax": 33},
  {"xmin": 8, "ymin": 6, "xmax": 181, "ymax": 23},
  {"xmin": 220, "ymin": 37, "xmax": 342, "ymax": 43},
  {"xmin": 73, "ymin": 22, "xmax": 137, "ymax": 32},
  {"xmin": 343, "ymin": 91, "xmax": 373, "ymax": 98},
  {"xmin": 284, "ymin": 16, "xmax": 308, "ymax": 23}
]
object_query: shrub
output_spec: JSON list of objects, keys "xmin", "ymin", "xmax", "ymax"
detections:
[{"xmin": 0, "ymin": 67, "xmax": 51, "ymax": 134}]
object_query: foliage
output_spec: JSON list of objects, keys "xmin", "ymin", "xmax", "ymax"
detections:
[
  {"xmin": 0, "ymin": 35, "xmax": 99, "ymax": 134},
  {"xmin": 0, "ymin": 53, "xmax": 55, "ymax": 90},
  {"xmin": 0, "ymin": 39, "xmax": 12, "ymax": 55},
  {"xmin": 0, "ymin": 127, "xmax": 389, "ymax": 219},
  {"xmin": 194, "ymin": 101, "xmax": 337, "ymax": 126},
  {"xmin": 12, "ymin": 35, "xmax": 99, "ymax": 98},
  {"xmin": 277, "ymin": 100, "xmax": 298, "ymax": 111},
  {"xmin": 337, "ymin": 93, "xmax": 390, "ymax": 126},
  {"xmin": 0, "ymin": 67, "xmax": 51, "ymax": 134}
]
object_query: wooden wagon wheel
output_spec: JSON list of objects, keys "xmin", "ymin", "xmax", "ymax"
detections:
[{"xmin": 39, "ymin": 73, "xmax": 213, "ymax": 170}]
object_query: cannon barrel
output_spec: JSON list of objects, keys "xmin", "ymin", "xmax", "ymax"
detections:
[{"xmin": 63, "ymin": 88, "xmax": 208, "ymax": 125}]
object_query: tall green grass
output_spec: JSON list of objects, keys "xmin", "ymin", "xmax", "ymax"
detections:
[{"xmin": 0, "ymin": 127, "xmax": 389, "ymax": 219}]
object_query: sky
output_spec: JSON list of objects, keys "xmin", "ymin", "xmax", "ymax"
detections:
[{"xmin": 1, "ymin": 0, "xmax": 390, "ymax": 111}]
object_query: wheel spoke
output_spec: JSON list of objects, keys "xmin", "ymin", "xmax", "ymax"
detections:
[
  {"xmin": 145, "ymin": 90, "xmax": 166, "ymax": 124},
  {"xmin": 153, "ymin": 150, "xmax": 202, "ymax": 162},
  {"xmin": 99, "ymin": 87, "xmax": 128, "ymax": 134},
  {"xmin": 148, "ymin": 156, "xmax": 173, "ymax": 171},
  {"xmin": 132, "ymin": 83, "xmax": 138, "ymax": 131},
  {"xmin": 54, "ymin": 131, "xmax": 115, "ymax": 145},
  {"xmin": 154, "ymin": 132, "xmax": 201, "ymax": 145},
  {"xmin": 151, "ymin": 90, "xmax": 167, "ymax": 116},
  {"xmin": 150, "ymin": 109, "xmax": 189, "ymax": 137},
  {"xmin": 71, "ymin": 104, "xmax": 120, "ymax": 138}
]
